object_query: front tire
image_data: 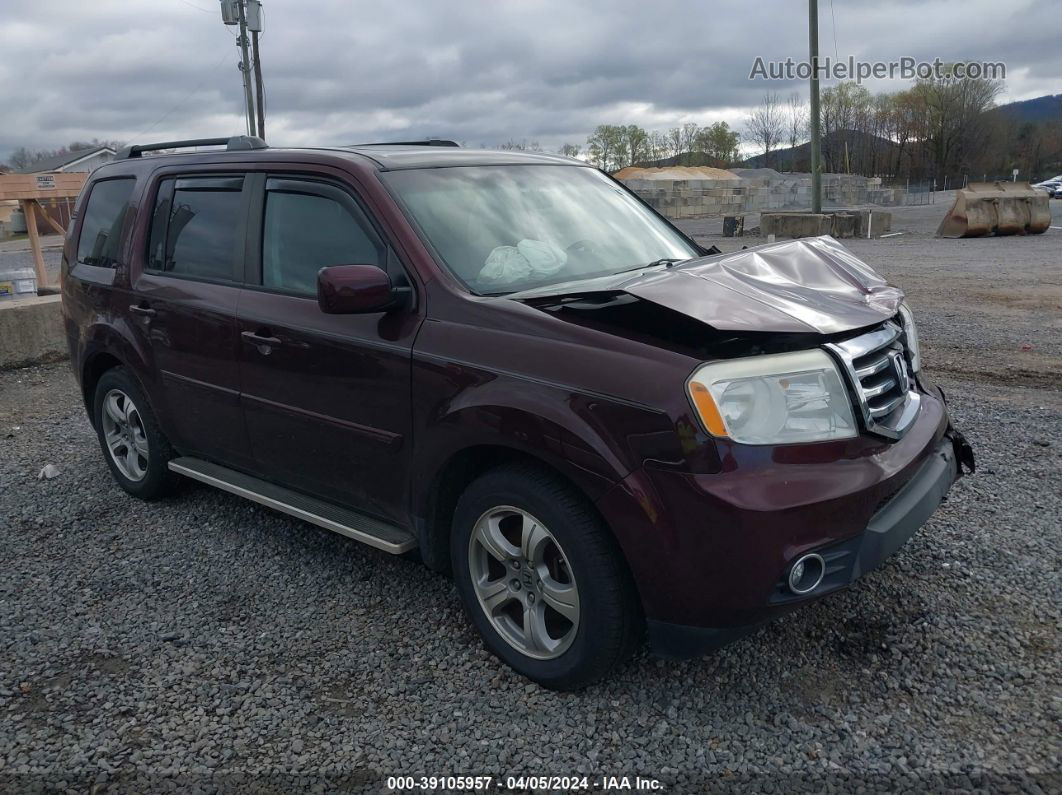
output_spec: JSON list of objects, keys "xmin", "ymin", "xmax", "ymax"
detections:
[
  {"xmin": 451, "ymin": 464, "xmax": 641, "ymax": 690},
  {"xmin": 93, "ymin": 367, "xmax": 177, "ymax": 500}
]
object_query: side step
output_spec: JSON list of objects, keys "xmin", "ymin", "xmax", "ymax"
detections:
[{"xmin": 168, "ymin": 457, "xmax": 417, "ymax": 555}]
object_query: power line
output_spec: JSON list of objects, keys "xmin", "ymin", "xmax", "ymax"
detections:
[
  {"xmin": 174, "ymin": 0, "xmax": 214, "ymax": 13},
  {"xmin": 124, "ymin": 50, "xmax": 232, "ymax": 144},
  {"xmin": 829, "ymin": 0, "xmax": 839, "ymax": 63}
]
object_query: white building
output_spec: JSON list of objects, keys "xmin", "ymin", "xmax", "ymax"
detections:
[{"xmin": 15, "ymin": 146, "xmax": 116, "ymax": 174}]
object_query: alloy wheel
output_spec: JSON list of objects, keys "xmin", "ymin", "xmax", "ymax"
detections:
[
  {"xmin": 100, "ymin": 388, "xmax": 149, "ymax": 482},
  {"xmin": 467, "ymin": 506, "xmax": 580, "ymax": 660}
]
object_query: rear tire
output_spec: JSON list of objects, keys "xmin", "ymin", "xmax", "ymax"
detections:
[
  {"xmin": 451, "ymin": 464, "xmax": 641, "ymax": 690},
  {"xmin": 93, "ymin": 367, "xmax": 177, "ymax": 500}
]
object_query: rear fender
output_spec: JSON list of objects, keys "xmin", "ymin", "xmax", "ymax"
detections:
[{"xmin": 77, "ymin": 320, "xmax": 157, "ymax": 423}]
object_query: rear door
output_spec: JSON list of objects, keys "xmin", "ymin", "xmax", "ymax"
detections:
[
  {"xmin": 236, "ymin": 173, "xmax": 422, "ymax": 524},
  {"xmin": 130, "ymin": 173, "xmax": 252, "ymax": 468}
]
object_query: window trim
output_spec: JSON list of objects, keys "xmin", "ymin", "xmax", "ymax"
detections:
[
  {"xmin": 142, "ymin": 172, "xmax": 250, "ymax": 285},
  {"xmin": 244, "ymin": 173, "xmax": 409, "ymax": 301},
  {"xmin": 74, "ymin": 176, "xmax": 137, "ymax": 270}
]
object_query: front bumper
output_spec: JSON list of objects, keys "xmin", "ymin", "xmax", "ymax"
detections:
[
  {"xmin": 595, "ymin": 386, "xmax": 973, "ymax": 659},
  {"xmin": 647, "ymin": 431, "xmax": 966, "ymax": 658}
]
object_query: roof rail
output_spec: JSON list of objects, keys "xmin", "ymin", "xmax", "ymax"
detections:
[
  {"xmin": 356, "ymin": 139, "xmax": 460, "ymax": 148},
  {"xmin": 115, "ymin": 135, "xmax": 268, "ymax": 160}
]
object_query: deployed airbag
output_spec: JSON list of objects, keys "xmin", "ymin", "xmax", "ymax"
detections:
[{"xmin": 480, "ymin": 239, "xmax": 568, "ymax": 285}]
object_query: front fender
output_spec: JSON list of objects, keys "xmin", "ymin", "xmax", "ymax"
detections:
[{"xmin": 411, "ymin": 356, "xmax": 682, "ymax": 522}]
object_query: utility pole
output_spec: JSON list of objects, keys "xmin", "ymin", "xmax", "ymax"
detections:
[
  {"xmin": 252, "ymin": 29, "xmax": 266, "ymax": 140},
  {"xmin": 236, "ymin": 1, "xmax": 256, "ymax": 137},
  {"xmin": 220, "ymin": 0, "xmax": 257, "ymax": 137},
  {"xmin": 808, "ymin": 0, "xmax": 822, "ymax": 213},
  {"xmin": 245, "ymin": 0, "xmax": 266, "ymax": 140}
]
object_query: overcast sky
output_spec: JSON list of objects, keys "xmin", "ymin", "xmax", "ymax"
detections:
[{"xmin": 1, "ymin": 0, "xmax": 1058, "ymax": 161}]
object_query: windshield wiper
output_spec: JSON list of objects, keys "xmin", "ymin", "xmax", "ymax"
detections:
[{"xmin": 612, "ymin": 258, "xmax": 687, "ymax": 275}]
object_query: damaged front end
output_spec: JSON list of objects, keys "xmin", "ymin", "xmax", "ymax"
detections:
[
  {"xmin": 509, "ymin": 235, "xmax": 904, "ymax": 335},
  {"xmin": 509, "ymin": 236, "xmax": 976, "ymax": 654},
  {"xmin": 515, "ymin": 235, "xmax": 973, "ymax": 465}
]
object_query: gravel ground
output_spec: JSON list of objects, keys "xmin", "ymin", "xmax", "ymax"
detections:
[{"xmin": 1, "ymin": 220, "xmax": 1060, "ymax": 792}]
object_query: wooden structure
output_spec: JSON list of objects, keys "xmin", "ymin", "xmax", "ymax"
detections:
[{"xmin": 0, "ymin": 172, "xmax": 87, "ymax": 289}]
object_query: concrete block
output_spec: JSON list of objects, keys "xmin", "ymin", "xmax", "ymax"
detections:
[
  {"xmin": 761, "ymin": 212, "xmax": 832, "ymax": 239},
  {"xmin": 0, "ymin": 294, "xmax": 67, "ymax": 369},
  {"xmin": 760, "ymin": 209, "xmax": 880, "ymax": 239},
  {"xmin": 830, "ymin": 212, "xmax": 859, "ymax": 238}
]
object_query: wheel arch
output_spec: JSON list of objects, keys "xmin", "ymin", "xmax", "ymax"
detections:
[
  {"xmin": 79, "ymin": 326, "xmax": 156, "ymax": 428},
  {"xmin": 415, "ymin": 443, "xmax": 622, "ymax": 577},
  {"xmin": 81, "ymin": 351, "xmax": 124, "ymax": 425}
]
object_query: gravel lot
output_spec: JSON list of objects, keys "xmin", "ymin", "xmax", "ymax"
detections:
[{"xmin": 1, "ymin": 207, "xmax": 1060, "ymax": 792}]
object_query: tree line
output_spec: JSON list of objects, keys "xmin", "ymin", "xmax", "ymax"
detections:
[
  {"xmin": 573, "ymin": 70, "xmax": 1061, "ymax": 182},
  {"xmin": 742, "ymin": 72, "xmax": 1013, "ymax": 181},
  {"xmin": 495, "ymin": 122, "xmax": 741, "ymax": 173}
]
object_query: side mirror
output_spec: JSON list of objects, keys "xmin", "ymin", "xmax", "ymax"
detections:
[{"xmin": 317, "ymin": 264, "xmax": 406, "ymax": 314}]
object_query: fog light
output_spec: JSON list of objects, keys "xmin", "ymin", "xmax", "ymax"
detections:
[{"xmin": 787, "ymin": 553, "xmax": 825, "ymax": 595}]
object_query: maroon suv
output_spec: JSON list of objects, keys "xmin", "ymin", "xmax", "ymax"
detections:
[{"xmin": 62, "ymin": 136, "xmax": 973, "ymax": 689}]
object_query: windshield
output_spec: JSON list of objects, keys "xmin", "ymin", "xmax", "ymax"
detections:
[{"xmin": 382, "ymin": 165, "xmax": 699, "ymax": 295}]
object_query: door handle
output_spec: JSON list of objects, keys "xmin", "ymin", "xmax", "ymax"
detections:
[
  {"xmin": 241, "ymin": 330, "xmax": 282, "ymax": 347},
  {"xmin": 129, "ymin": 304, "xmax": 156, "ymax": 318}
]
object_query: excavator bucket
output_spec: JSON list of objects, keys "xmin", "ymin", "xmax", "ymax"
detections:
[{"xmin": 937, "ymin": 182, "xmax": 1051, "ymax": 238}]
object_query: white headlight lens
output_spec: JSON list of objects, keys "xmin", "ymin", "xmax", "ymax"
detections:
[
  {"xmin": 898, "ymin": 302, "xmax": 921, "ymax": 372},
  {"xmin": 688, "ymin": 349, "xmax": 857, "ymax": 445}
]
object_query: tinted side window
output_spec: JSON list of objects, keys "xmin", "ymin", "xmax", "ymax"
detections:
[
  {"xmin": 146, "ymin": 176, "xmax": 243, "ymax": 281},
  {"xmin": 262, "ymin": 186, "xmax": 383, "ymax": 295},
  {"xmin": 76, "ymin": 178, "xmax": 135, "ymax": 268}
]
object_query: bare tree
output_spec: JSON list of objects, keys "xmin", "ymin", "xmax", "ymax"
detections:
[
  {"xmin": 666, "ymin": 127, "xmax": 682, "ymax": 160},
  {"xmin": 786, "ymin": 93, "xmax": 808, "ymax": 170},
  {"xmin": 498, "ymin": 139, "xmax": 542, "ymax": 152},
  {"xmin": 623, "ymin": 125, "xmax": 650, "ymax": 166},
  {"xmin": 746, "ymin": 93, "xmax": 785, "ymax": 168},
  {"xmin": 6, "ymin": 147, "xmax": 40, "ymax": 170},
  {"xmin": 558, "ymin": 143, "xmax": 581, "ymax": 158},
  {"xmin": 679, "ymin": 122, "xmax": 700, "ymax": 164},
  {"xmin": 911, "ymin": 70, "xmax": 1003, "ymax": 177}
]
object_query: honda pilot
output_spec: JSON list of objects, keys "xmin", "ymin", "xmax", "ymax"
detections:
[{"xmin": 61, "ymin": 136, "xmax": 974, "ymax": 689}]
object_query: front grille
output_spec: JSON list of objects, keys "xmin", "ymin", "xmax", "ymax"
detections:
[{"xmin": 825, "ymin": 322, "xmax": 920, "ymax": 440}]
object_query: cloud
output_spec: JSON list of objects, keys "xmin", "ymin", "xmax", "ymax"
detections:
[{"xmin": 0, "ymin": 0, "xmax": 1057, "ymax": 160}]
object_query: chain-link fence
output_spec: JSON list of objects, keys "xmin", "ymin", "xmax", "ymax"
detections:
[{"xmin": 878, "ymin": 180, "xmax": 939, "ymax": 206}]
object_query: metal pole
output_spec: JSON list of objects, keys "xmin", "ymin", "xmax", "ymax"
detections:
[
  {"xmin": 808, "ymin": 0, "xmax": 822, "ymax": 213},
  {"xmin": 236, "ymin": 1, "xmax": 256, "ymax": 137},
  {"xmin": 252, "ymin": 29, "xmax": 266, "ymax": 140}
]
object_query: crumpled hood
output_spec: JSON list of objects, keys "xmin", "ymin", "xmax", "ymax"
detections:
[{"xmin": 513, "ymin": 236, "xmax": 904, "ymax": 335}]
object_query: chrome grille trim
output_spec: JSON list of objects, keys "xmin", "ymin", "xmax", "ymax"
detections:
[
  {"xmin": 824, "ymin": 321, "xmax": 920, "ymax": 440},
  {"xmin": 862, "ymin": 377, "xmax": 897, "ymax": 399},
  {"xmin": 855, "ymin": 357, "xmax": 892, "ymax": 379}
]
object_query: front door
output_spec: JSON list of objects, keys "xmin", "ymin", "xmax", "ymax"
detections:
[
  {"xmin": 130, "ymin": 173, "xmax": 252, "ymax": 468},
  {"xmin": 237, "ymin": 175, "xmax": 421, "ymax": 525}
]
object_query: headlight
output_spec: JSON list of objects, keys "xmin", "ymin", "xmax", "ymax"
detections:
[
  {"xmin": 897, "ymin": 302, "xmax": 921, "ymax": 373},
  {"xmin": 687, "ymin": 349, "xmax": 857, "ymax": 445}
]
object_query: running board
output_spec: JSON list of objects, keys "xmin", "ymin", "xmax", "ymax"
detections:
[{"xmin": 168, "ymin": 457, "xmax": 417, "ymax": 555}]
